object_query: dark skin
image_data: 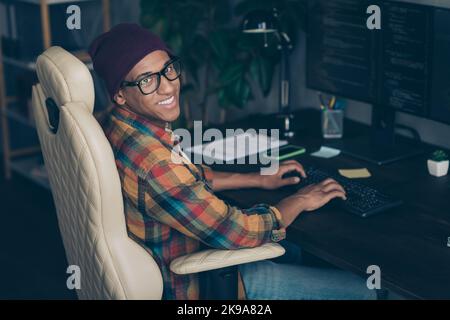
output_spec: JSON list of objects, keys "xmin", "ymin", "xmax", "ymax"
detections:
[{"xmin": 114, "ymin": 50, "xmax": 347, "ymax": 228}]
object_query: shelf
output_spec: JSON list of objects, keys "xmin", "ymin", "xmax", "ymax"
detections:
[
  {"xmin": 3, "ymin": 106, "xmax": 35, "ymax": 128},
  {"xmin": 6, "ymin": 108, "xmax": 35, "ymax": 127},
  {"xmin": 1, "ymin": 0, "xmax": 109, "ymax": 182},
  {"xmin": 10, "ymin": 155, "xmax": 50, "ymax": 190},
  {"xmin": 2, "ymin": 57, "xmax": 36, "ymax": 71}
]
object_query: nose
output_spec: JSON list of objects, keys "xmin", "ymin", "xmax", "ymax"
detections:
[{"xmin": 157, "ymin": 75, "xmax": 177, "ymax": 96}]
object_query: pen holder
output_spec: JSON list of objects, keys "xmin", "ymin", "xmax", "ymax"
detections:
[{"xmin": 321, "ymin": 109, "xmax": 343, "ymax": 139}]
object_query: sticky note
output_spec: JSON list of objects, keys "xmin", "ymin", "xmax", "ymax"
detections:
[
  {"xmin": 338, "ymin": 168, "xmax": 371, "ymax": 179},
  {"xmin": 310, "ymin": 146, "xmax": 341, "ymax": 159}
]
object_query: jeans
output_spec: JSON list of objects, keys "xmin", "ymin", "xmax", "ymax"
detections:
[{"xmin": 239, "ymin": 241, "xmax": 377, "ymax": 300}]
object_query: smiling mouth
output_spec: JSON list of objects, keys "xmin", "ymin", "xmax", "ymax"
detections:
[{"xmin": 158, "ymin": 96, "xmax": 175, "ymax": 105}]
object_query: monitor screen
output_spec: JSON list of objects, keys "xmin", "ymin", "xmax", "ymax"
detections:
[
  {"xmin": 306, "ymin": 0, "xmax": 450, "ymax": 125},
  {"xmin": 379, "ymin": 1, "xmax": 431, "ymax": 116},
  {"xmin": 430, "ymin": 8, "xmax": 450, "ymax": 123},
  {"xmin": 306, "ymin": 0, "xmax": 377, "ymax": 103}
]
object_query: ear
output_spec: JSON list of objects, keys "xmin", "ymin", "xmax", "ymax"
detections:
[{"xmin": 114, "ymin": 89, "xmax": 126, "ymax": 105}]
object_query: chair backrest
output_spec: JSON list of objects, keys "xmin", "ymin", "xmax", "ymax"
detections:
[{"xmin": 32, "ymin": 46, "xmax": 163, "ymax": 300}]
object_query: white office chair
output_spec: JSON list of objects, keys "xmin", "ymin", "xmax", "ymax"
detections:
[{"xmin": 31, "ymin": 46, "xmax": 284, "ymax": 300}]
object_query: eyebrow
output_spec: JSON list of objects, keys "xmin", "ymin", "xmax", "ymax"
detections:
[{"xmin": 133, "ymin": 58, "xmax": 174, "ymax": 81}]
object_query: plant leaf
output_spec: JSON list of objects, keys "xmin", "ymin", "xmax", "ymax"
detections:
[
  {"xmin": 249, "ymin": 56, "xmax": 274, "ymax": 96},
  {"xmin": 218, "ymin": 63, "xmax": 244, "ymax": 87},
  {"xmin": 227, "ymin": 77, "xmax": 252, "ymax": 109},
  {"xmin": 209, "ymin": 30, "xmax": 230, "ymax": 61},
  {"xmin": 217, "ymin": 88, "xmax": 231, "ymax": 108}
]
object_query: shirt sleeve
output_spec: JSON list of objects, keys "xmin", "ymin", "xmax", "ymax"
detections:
[
  {"xmin": 197, "ymin": 164, "xmax": 214, "ymax": 190},
  {"xmin": 139, "ymin": 159, "xmax": 286, "ymax": 250}
]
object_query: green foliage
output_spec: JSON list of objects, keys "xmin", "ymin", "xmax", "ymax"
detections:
[
  {"xmin": 140, "ymin": 0, "xmax": 305, "ymax": 120},
  {"xmin": 430, "ymin": 150, "xmax": 449, "ymax": 162}
]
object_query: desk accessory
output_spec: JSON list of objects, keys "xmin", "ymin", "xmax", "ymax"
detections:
[
  {"xmin": 242, "ymin": 9, "xmax": 295, "ymax": 138},
  {"xmin": 268, "ymin": 145, "xmax": 305, "ymax": 161},
  {"xmin": 185, "ymin": 132, "xmax": 287, "ymax": 163},
  {"xmin": 319, "ymin": 93, "xmax": 344, "ymax": 139},
  {"xmin": 338, "ymin": 168, "xmax": 372, "ymax": 179},
  {"xmin": 427, "ymin": 150, "xmax": 449, "ymax": 177},
  {"xmin": 310, "ymin": 146, "xmax": 341, "ymax": 159}
]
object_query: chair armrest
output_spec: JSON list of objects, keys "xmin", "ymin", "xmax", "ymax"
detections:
[{"xmin": 170, "ymin": 243, "xmax": 285, "ymax": 275}]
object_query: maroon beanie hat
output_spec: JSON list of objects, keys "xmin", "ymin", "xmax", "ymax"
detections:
[{"xmin": 89, "ymin": 23, "xmax": 170, "ymax": 100}]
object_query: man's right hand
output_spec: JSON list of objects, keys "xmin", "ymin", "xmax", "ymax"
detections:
[
  {"xmin": 275, "ymin": 179, "xmax": 346, "ymax": 228},
  {"xmin": 293, "ymin": 178, "xmax": 347, "ymax": 211}
]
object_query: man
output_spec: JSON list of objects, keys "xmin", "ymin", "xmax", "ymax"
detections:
[{"xmin": 89, "ymin": 23, "xmax": 375, "ymax": 300}]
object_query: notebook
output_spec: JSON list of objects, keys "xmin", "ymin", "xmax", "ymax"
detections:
[{"xmin": 185, "ymin": 132, "xmax": 288, "ymax": 162}]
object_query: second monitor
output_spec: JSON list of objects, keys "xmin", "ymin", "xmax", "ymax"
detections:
[{"xmin": 306, "ymin": 0, "xmax": 450, "ymax": 164}]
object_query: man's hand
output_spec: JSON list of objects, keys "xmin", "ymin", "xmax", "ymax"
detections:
[
  {"xmin": 275, "ymin": 178, "xmax": 346, "ymax": 227},
  {"xmin": 293, "ymin": 178, "xmax": 347, "ymax": 211},
  {"xmin": 260, "ymin": 160, "xmax": 307, "ymax": 190}
]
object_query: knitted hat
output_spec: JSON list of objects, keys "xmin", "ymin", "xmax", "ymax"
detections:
[{"xmin": 89, "ymin": 23, "xmax": 170, "ymax": 100}]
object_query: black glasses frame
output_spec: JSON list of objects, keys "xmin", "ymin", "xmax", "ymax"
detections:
[{"xmin": 120, "ymin": 57, "xmax": 182, "ymax": 95}]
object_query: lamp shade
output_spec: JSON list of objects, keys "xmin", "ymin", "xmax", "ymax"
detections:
[{"xmin": 242, "ymin": 10, "xmax": 277, "ymax": 33}]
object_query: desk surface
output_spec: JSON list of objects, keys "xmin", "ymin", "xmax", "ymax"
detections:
[{"xmin": 214, "ymin": 109, "xmax": 450, "ymax": 299}]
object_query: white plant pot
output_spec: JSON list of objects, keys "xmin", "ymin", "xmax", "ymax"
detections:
[{"xmin": 427, "ymin": 159, "xmax": 449, "ymax": 177}]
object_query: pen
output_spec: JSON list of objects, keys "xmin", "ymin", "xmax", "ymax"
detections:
[
  {"xmin": 318, "ymin": 93, "xmax": 327, "ymax": 109},
  {"xmin": 330, "ymin": 96, "xmax": 336, "ymax": 109}
]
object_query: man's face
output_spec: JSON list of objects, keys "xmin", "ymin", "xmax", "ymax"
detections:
[{"xmin": 114, "ymin": 50, "xmax": 180, "ymax": 124}]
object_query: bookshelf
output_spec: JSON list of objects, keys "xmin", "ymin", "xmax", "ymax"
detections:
[{"xmin": 0, "ymin": 0, "xmax": 110, "ymax": 188}]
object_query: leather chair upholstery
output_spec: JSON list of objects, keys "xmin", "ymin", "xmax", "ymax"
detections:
[{"xmin": 32, "ymin": 46, "xmax": 284, "ymax": 300}]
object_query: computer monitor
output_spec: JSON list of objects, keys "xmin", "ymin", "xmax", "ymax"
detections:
[
  {"xmin": 307, "ymin": 0, "xmax": 378, "ymax": 104},
  {"xmin": 306, "ymin": 0, "xmax": 450, "ymax": 164}
]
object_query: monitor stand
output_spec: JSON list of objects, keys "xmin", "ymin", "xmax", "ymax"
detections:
[{"xmin": 325, "ymin": 105, "xmax": 424, "ymax": 165}]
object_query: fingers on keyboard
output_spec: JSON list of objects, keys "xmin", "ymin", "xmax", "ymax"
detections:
[
  {"xmin": 322, "ymin": 182, "xmax": 345, "ymax": 194},
  {"xmin": 325, "ymin": 190, "xmax": 347, "ymax": 201}
]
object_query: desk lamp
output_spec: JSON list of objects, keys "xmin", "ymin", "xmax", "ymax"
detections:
[{"xmin": 242, "ymin": 8, "xmax": 294, "ymax": 138}]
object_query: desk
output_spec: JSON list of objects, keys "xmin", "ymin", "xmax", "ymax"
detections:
[{"xmin": 214, "ymin": 109, "xmax": 450, "ymax": 299}]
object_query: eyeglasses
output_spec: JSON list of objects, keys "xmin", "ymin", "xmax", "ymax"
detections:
[{"xmin": 120, "ymin": 57, "xmax": 182, "ymax": 95}]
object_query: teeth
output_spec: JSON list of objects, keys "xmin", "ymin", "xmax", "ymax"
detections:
[{"xmin": 158, "ymin": 96, "xmax": 174, "ymax": 105}]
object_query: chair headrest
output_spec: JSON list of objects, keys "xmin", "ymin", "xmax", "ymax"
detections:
[{"xmin": 36, "ymin": 46, "xmax": 95, "ymax": 113}]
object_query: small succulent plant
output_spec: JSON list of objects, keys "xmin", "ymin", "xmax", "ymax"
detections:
[{"xmin": 430, "ymin": 150, "xmax": 449, "ymax": 162}]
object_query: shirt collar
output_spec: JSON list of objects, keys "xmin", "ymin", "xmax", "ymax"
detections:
[{"xmin": 112, "ymin": 105, "xmax": 174, "ymax": 146}]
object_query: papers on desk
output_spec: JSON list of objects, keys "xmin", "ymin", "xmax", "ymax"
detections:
[
  {"xmin": 310, "ymin": 146, "xmax": 341, "ymax": 159},
  {"xmin": 185, "ymin": 132, "xmax": 288, "ymax": 162},
  {"xmin": 339, "ymin": 168, "xmax": 371, "ymax": 179}
]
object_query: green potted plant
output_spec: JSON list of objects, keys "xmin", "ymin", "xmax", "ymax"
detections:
[{"xmin": 427, "ymin": 150, "xmax": 449, "ymax": 177}]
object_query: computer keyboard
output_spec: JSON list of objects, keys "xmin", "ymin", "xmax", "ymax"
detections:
[{"xmin": 291, "ymin": 166, "xmax": 402, "ymax": 218}]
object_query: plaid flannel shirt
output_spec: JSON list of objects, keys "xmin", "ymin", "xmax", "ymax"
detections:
[{"xmin": 105, "ymin": 106, "xmax": 286, "ymax": 299}]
